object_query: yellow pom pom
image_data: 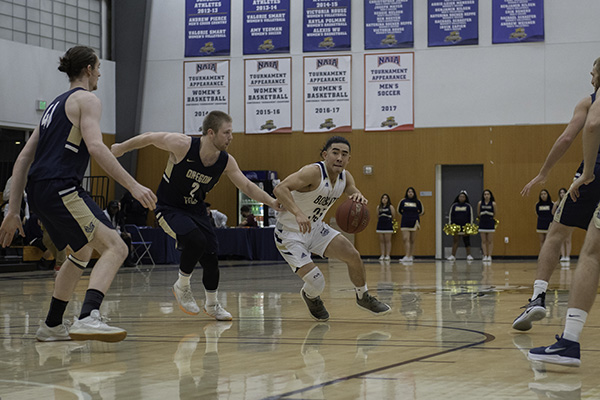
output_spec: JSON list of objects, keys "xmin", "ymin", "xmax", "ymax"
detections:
[
  {"xmin": 443, "ymin": 223, "xmax": 461, "ymax": 236},
  {"xmin": 392, "ymin": 219, "xmax": 399, "ymax": 234},
  {"xmin": 494, "ymin": 218, "xmax": 500, "ymax": 229},
  {"xmin": 464, "ymin": 223, "xmax": 479, "ymax": 235}
]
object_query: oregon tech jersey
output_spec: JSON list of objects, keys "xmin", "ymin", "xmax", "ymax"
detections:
[
  {"xmin": 156, "ymin": 137, "xmax": 228, "ymax": 213},
  {"xmin": 276, "ymin": 161, "xmax": 346, "ymax": 232},
  {"xmin": 28, "ymin": 87, "xmax": 90, "ymax": 183}
]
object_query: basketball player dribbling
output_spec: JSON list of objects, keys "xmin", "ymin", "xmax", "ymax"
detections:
[
  {"xmin": 273, "ymin": 136, "xmax": 390, "ymax": 321},
  {"xmin": 513, "ymin": 57, "xmax": 600, "ymax": 332},
  {"xmin": 111, "ymin": 111, "xmax": 282, "ymax": 321},
  {"xmin": 0, "ymin": 46, "xmax": 157, "ymax": 342}
]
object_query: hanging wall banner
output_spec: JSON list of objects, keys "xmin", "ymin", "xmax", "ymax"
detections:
[
  {"xmin": 364, "ymin": 0, "xmax": 414, "ymax": 50},
  {"xmin": 245, "ymin": 58, "xmax": 292, "ymax": 134},
  {"xmin": 365, "ymin": 53, "xmax": 414, "ymax": 131},
  {"xmin": 243, "ymin": 0, "xmax": 290, "ymax": 55},
  {"xmin": 304, "ymin": 55, "xmax": 351, "ymax": 133},
  {"xmin": 492, "ymin": 0, "xmax": 544, "ymax": 44},
  {"xmin": 428, "ymin": 0, "xmax": 478, "ymax": 47},
  {"xmin": 183, "ymin": 60, "xmax": 230, "ymax": 135},
  {"xmin": 184, "ymin": 0, "xmax": 231, "ymax": 57},
  {"xmin": 303, "ymin": 0, "xmax": 351, "ymax": 52}
]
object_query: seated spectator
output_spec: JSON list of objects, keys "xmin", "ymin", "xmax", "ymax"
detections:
[
  {"xmin": 205, "ymin": 202, "xmax": 228, "ymax": 228},
  {"xmin": 239, "ymin": 205, "xmax": 258, "ymax": 227},
  {"xmin": 104, "ymin": 200, "xmax": 136, "ymax": 267},
  {"xmin": 120, "ymin": 191, "xmax": 148, "ymax": 226}
]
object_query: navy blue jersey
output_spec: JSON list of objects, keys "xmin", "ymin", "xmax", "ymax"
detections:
[
  {"xmin": 28, "ymin": 87, "xmax": 90, "ymax": 183},
  {"xmin": 376, "ymin": 205, "xmax": 394, "ymax": 231},
  {"xmin": 449, "ymin": 202, "xmax": 473, "ymax": 227},
  {"xmin": 536, "ymin": 202, "xmax": 553, "ymax": 230},
  {"xmin": 156, "ymin": 137, "xmax": 229, "ymax": 215},
  {"xmin": 399, "ymin": 199, "xmax": 422, "ymax": 227},
  {"xmin": 479, "ymin": 201, "xmax": 495, "ymax": 230}
]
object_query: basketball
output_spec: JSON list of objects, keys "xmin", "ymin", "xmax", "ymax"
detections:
[{"xmin": 335, "ymin": 199, "xmax": 370, "ymax": 234}]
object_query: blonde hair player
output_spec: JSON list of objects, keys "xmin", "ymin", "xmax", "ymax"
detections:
[{"xmin": 273, "ymin": 136, "xmax": 391, "ymax": 321}]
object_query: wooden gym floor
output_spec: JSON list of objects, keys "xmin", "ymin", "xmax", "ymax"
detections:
[{"xmin": 0, "ymin": 258, "xmax": 599, "ymax": 399}]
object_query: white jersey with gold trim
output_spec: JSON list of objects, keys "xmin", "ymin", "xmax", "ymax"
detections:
[{"xmin": 276, "ymin": 161, "xmax": 346, "ymax": 232}]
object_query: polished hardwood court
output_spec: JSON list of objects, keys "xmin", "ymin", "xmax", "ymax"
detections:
[{"xmin": 0, "ymin": 258, "xmax": 599, "ymax": 399}]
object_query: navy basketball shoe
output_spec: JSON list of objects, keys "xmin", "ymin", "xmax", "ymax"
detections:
[{"xmin": 528, "ymin": 335, "xmax": 580, "ymax": 367}]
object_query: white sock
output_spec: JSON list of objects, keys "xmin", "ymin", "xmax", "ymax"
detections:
[
  {"xmin": 532, "ymin": 280, "xmax": 548, "ymax": 300},
  {"xmin": 563, "ymin": 308, "xmax": 587, "ymax": 342},
  {"xmin": 177, "ymin": 271, "xmax": 191, "ymax": 288},
  {"xmin": 205, "ymin": 290, "xmax": 218, "ymax": 306},
  {"xmin": 355, "ymin": 285, "xmax": 368, "ymax": 300}
]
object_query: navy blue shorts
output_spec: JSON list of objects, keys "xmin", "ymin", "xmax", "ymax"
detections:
[
  {"xmin": 554, "ymin": 162, "xmax": 600, "ymax": 230},
  {"xmin": 155, "ymin": 205, "xmax": 218, "ymax": 253},
  {"xmin": 26, "ymin": 179, "xmax": 113, "ymax": 252}
]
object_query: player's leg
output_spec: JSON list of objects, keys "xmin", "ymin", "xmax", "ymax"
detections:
[
  {"xmin": 36, "ymin": 247, "xmax": 91, "ymax": 342},
  {"xmin": 200, "ymin": 251, "xmax": 232, "ymax": 321},
  {"xmin": 513, "ymin": 222, "xmax": 574, "ymax": 331},
  {"xmin": 173, "ymin": 228, "xmax": 207, "ymax": 315},
  {"xmin": 67, "ymin": 223, "xmax": 129, "ymax": 342},
  {"xmin": 296, "ymin": 262, "xmax": 329, "ymax": 321},
  {"xmin": 323, "ymin": 235, "xmax": 390, "ymax": 315},
  {"xmin": 528, "ymin": 219, "xmax": 600, "ymax": 367},
  {"xmin": 275, "ymin": 228, "xmax": 329, "ymax": 321}
]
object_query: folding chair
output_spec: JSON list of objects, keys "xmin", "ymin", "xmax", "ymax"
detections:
[{"xmin": 124, "ymin": 225, "xmax": 155, "ymax": 267}]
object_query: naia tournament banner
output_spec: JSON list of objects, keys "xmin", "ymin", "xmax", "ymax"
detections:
[
  {"xmin": 492, "ymin": 0, "xmax": 544, "ymax": 44},
  {"xmin": 244, "ymin": 58, "xmax": 292, "ymax": 134},
  {"xmin": 183, "ymin": 60, "xmax": 230, "ymax": 135},
  {"xmin": 243, "ymin": 0, "xmax": 290, "ymax": 55},
  {"xmin": 184, "ymin": 0, "xmax": 231, "ymax": 57},
  {"xmin": 428, "ymin": 0, "xmax": 478, "ymax": 47},
  {"xmin": 364, "ymin": 0, "xmax": 414, "ymax": 50},
  {"xmin": 304, "ymin": 55, "xmax": 351, "ymax": 133},
  {"xmin": 364, "ymin": 53, "xmax": 414, "ymax": 131},
  {"xmin": 303, "ymin": 0, "xmax": 351, "ymax": 52}
]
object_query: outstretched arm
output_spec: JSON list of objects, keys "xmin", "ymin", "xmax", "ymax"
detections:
[
  {"xmin": 521, "ymin": 96, "xmax": 591, "ymax": 196},
  {"xmin": 111, "ymin": 132, "xmax": 191, "ymax": 163},
  {"xmin": 0, "ymin": 127, "xmax": 40, "ymax": 247},
  {"xmin": 343, "ymin": 171, "xmax": 367, "ymax": 204},
  {"xmin": 225, "ymin": 154, "xmax": 283, "ymax": 209},
  {"xmin": 78, "ymin": 93, "xmax": 157, "ymax": 210}
]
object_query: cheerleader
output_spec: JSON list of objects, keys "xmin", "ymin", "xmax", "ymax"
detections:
[
  {"xmin": 447, "ymin": 190, "xmax": 474, "ymax": 261},
  {"xmin": 376, "ymin": 193, "xmax": 396, "ymax": 261},
  {"xmin": 477, "ymin": 189, "xmax": 497, "ymax": 262},
  {"xmin": 552, "ymin": 187, "xmax": 572, "ymax": 262},
  {"xmin": 536, "ymin": 189, "xmax": 553, "ymax": 250},
  {"xmin": 398, "ymin": 187, "xmax": 423, "ymax": 262}
]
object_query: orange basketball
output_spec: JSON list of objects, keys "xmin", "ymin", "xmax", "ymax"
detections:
[{"xmin": 335, "ymin": 199, "xmax": 370, "ymax": 234}]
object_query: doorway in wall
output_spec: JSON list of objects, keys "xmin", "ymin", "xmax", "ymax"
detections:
[{"xmin": 436, "ymin": 165, "xmax": 484, "ymax": 260}]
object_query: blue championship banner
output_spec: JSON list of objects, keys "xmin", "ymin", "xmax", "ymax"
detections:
[
  {"xmin": 492, "ymin": 0, "xmax": 544, "ymax": 44},
  {"xmin": 185, "ymin": 0, "xmax": 231, "ymax": 57},
  {"xmin": 428, "ymin": 0, "xmax": 478, "ymax": 47},
  {"xmin": 244, "ymin": 0, "xmax": 290, "ymax": 55},
  {"xmin": 303, "ymin": 0, "xmax": 351, "ymax": 52},
  {"xmin": 365, "ymin": 0, "xmax": 413, "ymax": 50}
]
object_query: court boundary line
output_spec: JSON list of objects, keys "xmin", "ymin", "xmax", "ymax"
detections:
[{"xmin": 261, "ymin": 328, "xmax": 495, "ymax": 400}]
